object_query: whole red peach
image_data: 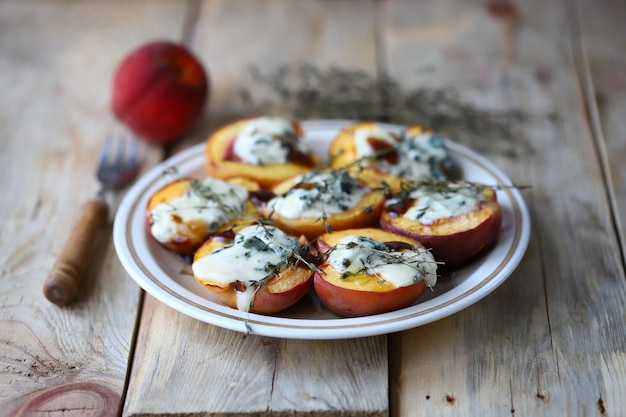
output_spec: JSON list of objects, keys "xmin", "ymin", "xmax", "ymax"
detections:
[{"xmin": 111, "ymin": 40, "xmax": 209, "ymax": 143}]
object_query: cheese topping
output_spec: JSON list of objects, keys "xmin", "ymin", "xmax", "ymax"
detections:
[
  {"xmin": 402, "ymin": 182, "xmax": 486, "ymax": 224},
  {"xmin": 233, "ymin": 117, "xmax": 302, "ymax": 165},
  {"xmin": 192, "ymin": 224, "xmax": 299, "ymax": 311},
  {"xmin": 149, "ymin": 178, "xmax": 248, "ymax": 243},
  {"xmin": 388, "ymin": 132, "xmax": 451, "ymax": 181},
  {"xmin": 353, "ymin": 127, "xmax": 398, "ymax": 159},
  {"xmin": 328, "ymin": 235, "xmax": 437, "ymax": 288},
  {"xmin": 268, "ymin": 170, "xmax": 367, "ymax": 219}
]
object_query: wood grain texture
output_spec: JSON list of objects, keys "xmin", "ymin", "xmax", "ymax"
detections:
[
  {"xmin": 0, "ymin": 0, "xmax": 177, "ymax": 414},
  {"xmin": 3, "ymin": 0, "xmax": 626, "ymax": 416},
  {"xmin": 190, "ymin": 0, "xmax": 380, "ymax": 133},
  {"xmin": 123, "ymin": 1, "xmax": 389, "ymax": 416},
  {"xmin": 573, "ymin": 0, "xmax": 626, "ymax": 413},
  {"xmin": 127, "ymin": 297, "xmax": 388, "ymax": 416},
  {"xmin": 574, "ymin": 0, "xmax": 626, "ymax": 267},
  {"xmin": 384, "ymin": 0, "xmax": 626, "ymax": 415}
]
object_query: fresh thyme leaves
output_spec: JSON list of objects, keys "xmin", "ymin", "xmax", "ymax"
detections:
[
  {"xmin": 269, "ymin": 168, "xmax": 366, "ymax": 224},
  {"xmin": 326, "ymin": 235, "xmax": 438, "ymax": 284},
  {"xmin": 392, "ymin": 131, "xmax": 453, "ymax": 180},
  {"xmin": 243, "ymin": 235, "xmax": 272, "ymax": 252},
  {"xmin": 194, "ymin": 224, "xmax": 307, "ymax": 310},
  {"xmin": 148, "ymin": 178, "xmax": 252, "ymax": 244},
  {"xmin": 381, "ymin": 180, "xmax": 488, "ymax": 223},
  {"xmin": 190, "ymin": 179, "xmax": 242, "ymax": 218},
  {"xmin": 389, "ymin": 180, "xmax": 487, "ymax": 199},
  {"xmin": 383, "ymin": 179, "xmax": 531, "ymax": 202},
  {"xmin": 161, "ymin": 166, "xmax": 179, "ymax": 176},
  {"xmin": 334, "ymin": 127, "xmax": 453, "ymax": 183},
  {"xmin": 233, "ymin": 117, "xmax": 305, "ymax": 165},
  {"xmin": 292, "ymin": 169, "xmax": 358, "ymax": 199},
  {"xmin": 248, "ymin": 221, "xmax": 323, "ymax": 274}
]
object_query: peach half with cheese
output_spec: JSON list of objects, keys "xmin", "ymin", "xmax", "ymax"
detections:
[
  {"xmin": 260, "ymin": 169, "xmax": 385, "ymax": 239},
  {"xmin": 329, "ymin": 122, "xmax": 453, "ymax": 190},
  {"xmin": 205, "ymin": 116, "xmax": 320, "ymax": 189},
  {"xmin": 192, "ymin": 224, "xmax": 315, "ymax": 314},
  {"xmin": 314, "ymin": 228, "xmax": 437, "ymax": 317},
  {"xmin": 329, "ymin": 121, "xmax": 400, "ymax": 170},
  {"xmin": 146, "ymin": 177, "xmax": 256, "ymax": 255},
  {"xmin": 380, "ymin": 181, "xmax": 502, "ymax": 268},
  {"xmin": 390, "ymin": 125, "xmax": 453, "ymax": 181}
]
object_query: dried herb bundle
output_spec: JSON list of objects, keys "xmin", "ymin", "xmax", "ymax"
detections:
[{"xmin": 241, "ymin": 64, "xmax": 545, "ymax": 159}]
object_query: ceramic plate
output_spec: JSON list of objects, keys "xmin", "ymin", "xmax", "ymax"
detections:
[{"xmin": 113, "ymin": 120, "xmax": 530, "ymax": 339}]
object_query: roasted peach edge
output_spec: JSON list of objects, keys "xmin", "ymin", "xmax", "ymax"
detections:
[
  {"xmin": 313, "ymin": 271, "xmax": 427, "ymax": 318},
  {"xmin": 380, "ymin": 200, "xmax": 503, "ymax": 268},
  {"xmin": 145, "ymin": 177, "xmax": 259, "ymax": 256},
  {"xmin": 328, "ymin": 121, "xmax": 381, "ymax": 169},
  {"xmin": 312, "ymin": 227, "xmax": 431, "ymax": 317},
  {"xmin": 205, "ymin": 118, "xmax": 321, "ymax": 189},
  {"xmin": 145, "ymin": 178, "xmax": 201, "ymax": 255},
  {"xmin": 261, "ymin": 190, "xmax": 386, "ymax": 240},
  {"xmin": 192, "ymin": 237, "xmax": 314, "ymax": 315}
]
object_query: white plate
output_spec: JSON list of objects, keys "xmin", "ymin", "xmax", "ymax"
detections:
[{"xmin": 113, "ymin": 120, "xmax": 530, "ymax": 339}]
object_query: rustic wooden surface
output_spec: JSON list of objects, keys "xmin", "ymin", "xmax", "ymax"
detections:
[{"xmin": 1, "ymin": 0, "xmax": 625, "ymax": 416}]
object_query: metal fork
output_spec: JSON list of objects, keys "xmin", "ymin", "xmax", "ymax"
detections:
[{"xmin": 44, "ymin": 134, "xmax": 140, "ymax": 306}]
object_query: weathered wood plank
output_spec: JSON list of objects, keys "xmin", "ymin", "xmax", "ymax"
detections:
[
  {"xmin": 124, "ymin": 1, "xmax": 388, "ymax": 416},
  {"xmin": 574, "ymin": 0, "xmax": 626, "ymax": 413},
  {"xmin": 574, "ymin": 0, "xmax": 626, "ymax": 265},
  {"xmin": 128, "ymin": 297, "xmax": 388, "ymax": 416},
  {"xmin": 0, "ymin": 0, "xmax": 183, "ymax": 414},
  {"xmin": 126, "ymin": 296, "xmax": 281, "ymax": 415},
  {"xmin": 383, "ymin": 0, "xmax": 626, "ymax": 415}
]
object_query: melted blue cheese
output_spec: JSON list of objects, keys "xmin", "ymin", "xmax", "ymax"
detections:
[
  {"xmin": 328, "ymin": 235, "xmax": 437, "ymax": 288},
  {"xmin": 149, "ymin": 178, "xmax": 248, "ymax": 243},
  {"xmin": 402, "ymin": 183, "xmax": 486, "ymax": 224},
  {"xmin": 353, "ymin": 126, "xmax": 398, "ymax": 159},
  {"xmin": 192, "ymin": 225, "xmax": 299, "ymax": 311},
  {"xmin": 233, "ymin": 117, "xmax": 301, "ymax": 165},
  {"xmin": 268, "ymin": 171, "xmax": 367, "ymax": 219},
  {"xmin": 388, "ymin": 132, "xmax": 451, "ymax": 181}
]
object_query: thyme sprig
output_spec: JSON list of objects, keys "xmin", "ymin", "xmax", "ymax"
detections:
[
  {"xmin": 337, "ymin": 147, "xmax": 396, "ymax": 173},
  {"xmin": 216, "ymin": 219, "xmax": 322, "ymax": 292},
  {"xmin": 324, "ymin": 238, "xmax": 441, "ymax": 283},
  {"xmin": 148, "ymin": 178, "xmax": 247, "ymax": 231},
  {"xmin": 241, "ymin": 127, "xmax": 300, "ymax": 166},
  {"xmin": 190, "ymin": 179, "xmax": 243, "ymax": 218},
  {"xmin": 269, "ymin": 167, "xmax": 373, "ymax": 233},
  {"xmin": 378, "ymin": 179, "xmax": 531, "ymax": 201},
  {"xmin": 252, "ymin": 218, "xmax": 324, "ymax": 275},
  {"xmin": 227, "ymin": 219, "xmax": 323, "ymax": 315},
  {"xmin": 245, "ymin": 64, "xmax": 540, "ymax": 159}
]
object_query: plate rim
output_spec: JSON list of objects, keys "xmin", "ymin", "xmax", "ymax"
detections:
[{"xmin": 113, "ymin": 119, "xmax": 531, "ymax": 339}]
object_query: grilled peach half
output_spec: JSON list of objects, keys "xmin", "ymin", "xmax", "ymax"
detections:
[
  {"xmin": 328, "ymin": 121, "xmax": 400, "ymax": 168},
  {"xmin": 328, "ymin": 121, "xmax": 401, "ymax": 186},
  {"xmin": 260, "ymin": 171, "xmax": 385, "ymax": 240},
  {"xmin": 380, "ymin": 182, "xmax": 502, "ymax": 268},
  {"xmin": 192, "ymin": 227, "xmax": 314, "ymax": 314},
  {"xmin": 146, "ymin": 177, "xmax": 257, "ymax": 255},
  {"xmin": 205, "ymin": 117, "xmax": 320, "ymax": 189},
  {"xmin": 314, "ymin": 228, "xmax": 437, "ymax": 317},
  {"xmin": 329, "ymin": 123, "xmax": 452, "ymax": 190}
]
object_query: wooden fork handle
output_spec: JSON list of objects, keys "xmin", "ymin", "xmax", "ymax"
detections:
[{"xmin": 44, "ymin": 198, "xmax": 109, "ymax": 306}]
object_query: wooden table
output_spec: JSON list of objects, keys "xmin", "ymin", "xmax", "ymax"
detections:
[{"xmin": 2, "ymin": 0, "xmax": 625, "ymax": 415}]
